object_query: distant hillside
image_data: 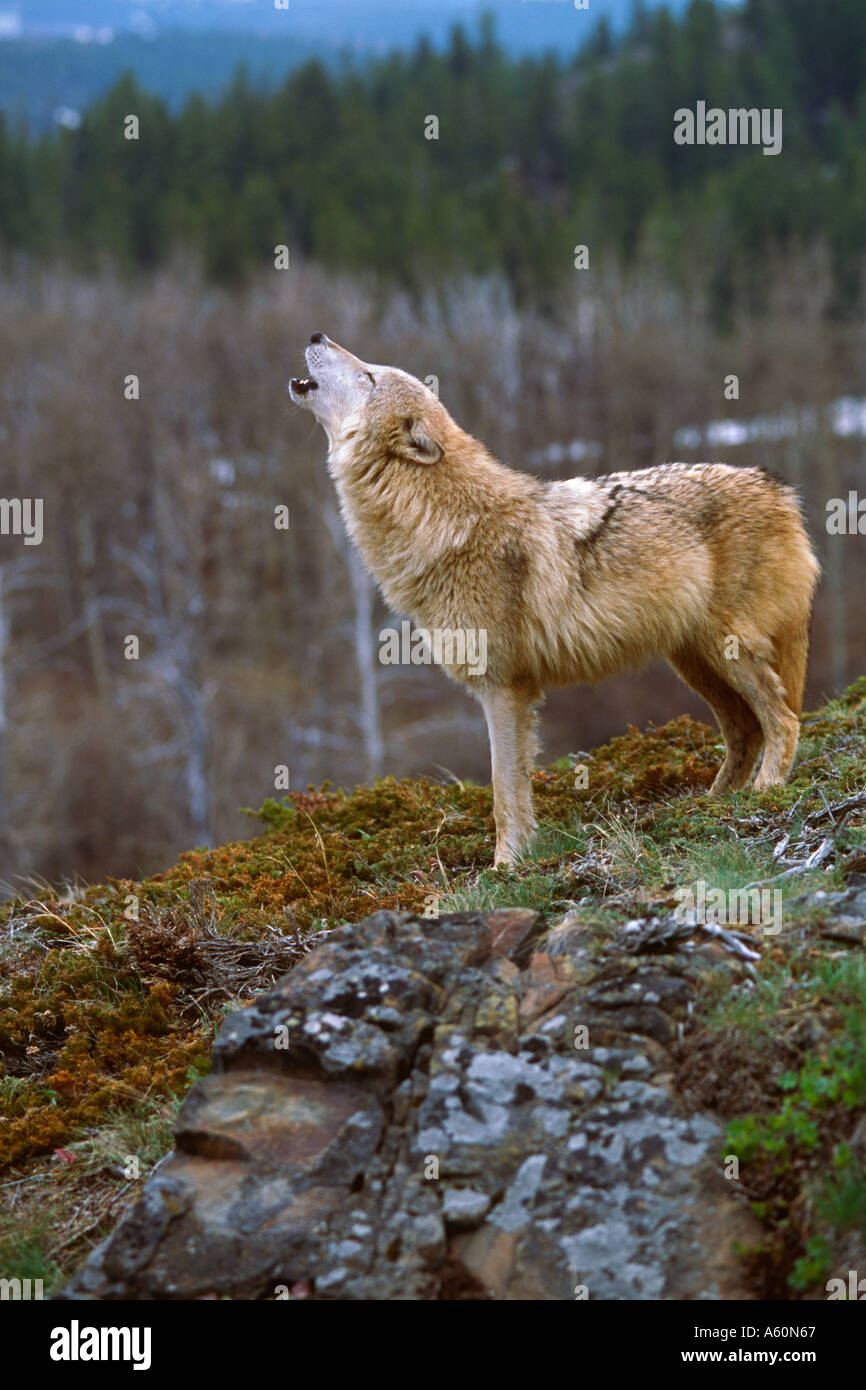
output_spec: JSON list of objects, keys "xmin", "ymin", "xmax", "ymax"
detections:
[
  {"xmin": 0, "ymin": 32, "xmax": 323, "ymax": 129},
  {"xmin": 2, "ymin": 0, "xmax": 864, "ymax": 305},
  {"xmin": 11, "ymin": 0, "xmax": 680, "ymax": 41},
  {"xmin": 0, "ymin": 0, "xmax": 692, "ymax": 129}
]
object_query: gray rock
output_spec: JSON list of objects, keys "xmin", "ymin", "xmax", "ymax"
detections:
[
  {"xmin": 442, "ymin": 1188, "xmax": 491, "ymax": 1227},
  {"xmin": 59, "ymin": 907, "xmax": 761, "ymax": 1302}
]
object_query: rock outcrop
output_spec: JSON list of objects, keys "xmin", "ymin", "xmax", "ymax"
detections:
[{"xmin": 60, "ymin": 907, "xmax": 763, "ymax": 1300}]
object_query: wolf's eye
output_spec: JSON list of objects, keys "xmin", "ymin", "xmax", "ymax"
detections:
[{"xmin": 360, "ymin": 371, "xmax": 375, "ymax": 385}]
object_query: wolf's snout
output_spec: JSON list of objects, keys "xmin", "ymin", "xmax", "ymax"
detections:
[{"xmin": 289, "ymin": 334, "xmax": 374, "ymax": 423}]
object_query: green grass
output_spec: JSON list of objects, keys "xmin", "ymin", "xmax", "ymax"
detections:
[
  {"xmin": 0, "ymin": 677, "xmax": 863, "ymax": 1294},
  {"xmin": 720, "ymin": 954, "xmax": 866, "ymax": 1291}
]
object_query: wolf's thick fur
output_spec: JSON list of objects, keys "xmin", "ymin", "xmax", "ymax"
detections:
[{"xmin": 290, "ymin": 335, "xmax": 820, "ymax": 866}]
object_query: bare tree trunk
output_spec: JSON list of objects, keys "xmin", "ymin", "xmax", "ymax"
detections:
[
  {"xmin": 324, "ymin": 505, "xmax": 384, "ymax": 781},
  {"xmin": 183, "ymin": 689, "xmax": 212, "ymax": 846},
  {"xmin": 77, "ymin": 511, "xmax": 110, "ymax": 695},
  {"xmin": 113, "ymin": 533, "xmax": 214, "ymax": 847},
  {"xmin": 348, "ymin": 544, "xmax": 384, "ymax": 781}
]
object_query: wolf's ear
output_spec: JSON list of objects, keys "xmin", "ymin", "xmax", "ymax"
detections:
[{"xmin": 400, "ymin": 417, "xmax": 442, "ymax": 464}]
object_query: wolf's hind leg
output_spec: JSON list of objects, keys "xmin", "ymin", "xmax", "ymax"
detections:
[
  {"xmin": 713, "ymin": 638, "xmax": 801, "ymax": 789},
  {"xmin": 669, "ymin": 647, "xmax": 764, "ymax": 792},
  {"xmin": 773, "ymin": 618, "xmax": 810, "ymax": 719}
]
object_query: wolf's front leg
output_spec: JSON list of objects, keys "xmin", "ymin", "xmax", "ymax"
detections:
[{"xmin": 481, "ymin": 687, "xmax": 538, "ymax": 867}]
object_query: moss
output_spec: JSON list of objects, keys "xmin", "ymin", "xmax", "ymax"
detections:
[
  {"xmin": 0, "ymin": 681, "xmax": 864, "ymax": 1294},
  {"xmin": 678, "ymin": 933, "xmax": 866, "ymax": 1297}
]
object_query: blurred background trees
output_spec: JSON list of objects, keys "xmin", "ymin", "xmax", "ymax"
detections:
[
  {"xmin": 0, "ymin": 0, "xmax": 864, "ymax": 888},
  {"xmin": 0, "ymin": 1, "xmax": 865, "ymax": 307}
]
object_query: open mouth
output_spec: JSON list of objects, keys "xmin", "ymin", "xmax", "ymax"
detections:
[{"xmin": 290, "ymin": 376, "xmax": 318, "ymax": 396}]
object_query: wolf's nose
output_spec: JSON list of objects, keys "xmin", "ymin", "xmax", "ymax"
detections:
[{"xmin": 310, "ymin": 332, "xmax": 327, "ymax": 344}]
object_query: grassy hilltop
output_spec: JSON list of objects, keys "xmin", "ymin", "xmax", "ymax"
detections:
[{"xmin": 1, "ymin": 679, "xmax": 865, "ymax": 1296}]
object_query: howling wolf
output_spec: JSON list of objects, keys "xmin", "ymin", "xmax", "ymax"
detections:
[{"xmin": 290, "ymin": 334, "xmax": 820, "ymax": 867}]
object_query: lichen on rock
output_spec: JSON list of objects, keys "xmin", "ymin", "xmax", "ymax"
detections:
[{"xmin": 60, "ymin": 907, "xmax": 761, "ymax": 1301}]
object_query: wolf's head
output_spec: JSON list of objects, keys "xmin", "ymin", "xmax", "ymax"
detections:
[{"xmin": 289, "ymin": 333, "xmax": 448, "ymax": 464}]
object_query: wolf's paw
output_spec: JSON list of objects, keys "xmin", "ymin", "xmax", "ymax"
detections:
[
  {"xmin": 753, "ymin": 769, "xmax": 784, "ymax": 793},
  {"xmin": 492, "ymin": 827, "xmax": 537, "ymax": 869}
]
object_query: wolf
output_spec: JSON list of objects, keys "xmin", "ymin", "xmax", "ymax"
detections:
[{"xmin": 290, "ymin": 334, "xmax": 820, "ymax": 867}]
